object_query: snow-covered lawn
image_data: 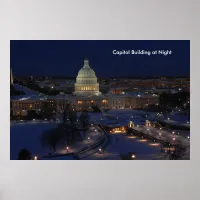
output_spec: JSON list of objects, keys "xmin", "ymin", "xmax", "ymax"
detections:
[
  {"xmin": 82, "ymin": 134, "xmax": 161, "ymax": 160},
  {"xmin": 158, "ymin": 111, "xmax": 190, "ymax": 128},
  {"xmin": 10, "ymin": 121, "xmax": 104, "ymax": 160},
  {"xmin": 10, "ymin": 122, "xmax": 57, "ymax": 160}
]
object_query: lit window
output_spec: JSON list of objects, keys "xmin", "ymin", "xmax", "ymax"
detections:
[{"xmin": 78, "ymin": 101, "xmax": 82, "ymax": 104}]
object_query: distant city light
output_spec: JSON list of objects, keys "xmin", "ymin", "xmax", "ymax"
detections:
[{"xmin": 34, "ymin": 156, "xmax": 38, "ymax": 160}]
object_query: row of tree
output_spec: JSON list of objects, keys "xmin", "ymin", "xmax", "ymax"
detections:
[
  {"xmin": 40, "ymin": 103, "xmax": 90, "ymax": 153},
  {"xmin": 17, "ymin": 103, "xmax": 91, "ymax": 159}
]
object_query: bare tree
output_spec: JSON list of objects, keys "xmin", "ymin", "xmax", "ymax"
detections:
[
  {"xmin": 40, "ymin": 128, "xmax": 66, "ymax": 153},
  {"xmin": 79, "ymin": 111, "xmax": 90, "ymax": 128},
  {"xmin": 59, "ymin": 103, "xmax": 77, "ymax": 124},
  {"xmin": 57, "ymin": 123, "xmax": 83, "ymax": 145}
]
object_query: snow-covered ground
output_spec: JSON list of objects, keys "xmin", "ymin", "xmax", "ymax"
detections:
[
  {"xmin": 157, "ymin": 111, "xmax": 190, "ymax": 128},
  {"xmin": 10, "ymin": 122, "xmax": 57, "ymax": 160},
  {"xmin": 11, "ymin": 108, "xmax": 189, "ymax": 160},
  {"xmin": 82, "ymin": 133, "xmax": 161, "ymax": 160},
  {"xmin": 10, "ymin": 121, "xmax": 104, "ymax": 160}
]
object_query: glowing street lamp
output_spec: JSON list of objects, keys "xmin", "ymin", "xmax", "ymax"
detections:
[
  {"xmin": 131, "ymin": 154, "xmax": 136, "ymax": 159},
  {"xmin": 187, "ymin": 136, "xmax": 190, "ymax": 139},
  {"xmin": 34, "ymin": 156, "xmax": 38, "ymax": 160},
  {"xmin": 99, "ymin": 148, "xmax": 103, "ymax": 154},
  {"xmin": 66, "ymin": 146, "xmax": 69, "ymax": 152}
]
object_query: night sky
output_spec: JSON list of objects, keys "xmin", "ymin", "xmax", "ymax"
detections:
[{"xmin": 10, "ymin": 40, "xmax": 190, "ymax": 77}]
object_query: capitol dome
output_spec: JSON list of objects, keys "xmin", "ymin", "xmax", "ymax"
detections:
[
  {"xmin": 73, "ymin": 58, "xmax": 101, "ymax": 96},
  {"xmin": 77, "ymin": 66, "xmax": 96, "ymax": 78}
]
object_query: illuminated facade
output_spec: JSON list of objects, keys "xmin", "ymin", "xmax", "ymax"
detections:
[
  {"xmin": 74, "ymin": 58, "xmax": 101, "ymax": 96},
  {"xmin": 11, "ymin": 94, "xmax": 159, "ymax": 116}
]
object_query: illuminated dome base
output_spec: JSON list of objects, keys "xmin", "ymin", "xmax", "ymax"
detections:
[{"xmin": 73, "ymin": 58, "xmax": 101, "ymax": 96}]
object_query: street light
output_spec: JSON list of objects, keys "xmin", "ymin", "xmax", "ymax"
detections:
[
  {"xmin": 131, "ymin": 154, "xmax": 136, "ymax": 159},
  {"xmin": 99, "ymin": 148, "xmax": 103, "ymax": 154},
  {"xmin": 34, "ymin": 156, "xmax": 38, "ymax": 160},
  {"xmin": 66, "ymin": 146, "xmax": 69, "ymax": 151}
]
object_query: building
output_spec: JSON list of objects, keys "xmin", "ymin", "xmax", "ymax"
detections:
[
  {"xmin": 10, "ymin": 58, "xmax": 160, "ymax": 116},
  {"xmin": 73, "ymin": 58, "xmax": 101, "ymax": 96}
]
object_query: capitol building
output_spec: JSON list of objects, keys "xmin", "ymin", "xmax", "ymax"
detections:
[
  {"xmin": 74, "ymin": 58, "xmax": 101, "ymax": 96},
  {"xmin": 11, "ymin": 58, "xmax": 159, "ymax": 116}
]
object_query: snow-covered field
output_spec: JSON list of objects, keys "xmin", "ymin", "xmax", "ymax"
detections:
[
  {"xmin": 10, "ymin": 122, "xmax": 57, "ymax": 160},
  {"xmin": 11, "ymin": 109, "xmax": 187, "ymax": 160},
  {"xmin": 10, "ymin": 121, "xmax": 104, "ymax": 160},
  {"xmin": 83, "ymin": 134, "xmax": 161, "ymax": 160},
  {"xmin": 158, "ymin": 111, "xmax": 190, "ymax": 128}
]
